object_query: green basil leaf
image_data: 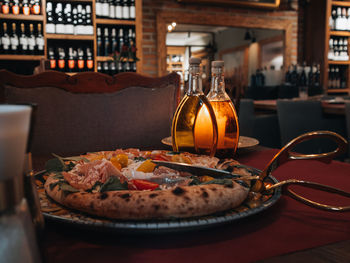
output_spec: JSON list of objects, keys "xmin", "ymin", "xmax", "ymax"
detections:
[
  {"xmin": 45, "ymin": 158, "xmax": 65, "ymax": 172},
  {"xmin": 100, "ymin": 177, "xmax": 129, "ymax": 192},
  {"xmin": 60, "ymin": 183, "xmax": 80, "ymax": 197}
]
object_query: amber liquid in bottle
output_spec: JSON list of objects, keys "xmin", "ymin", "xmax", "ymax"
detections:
[
  {"xmin": 206, "ymin": 61, "xmax": 240, "ymax": 158},
  {"xmin": 209, "ymin": 100, "xmax": 239, "ymax": 158},
  {"xmin": 172, "ymin": 94, "xmax": 218, "ymax": 156},
  {"xmin": 171, "ymin": 57, "xmax": 218, "ymax": 156}
]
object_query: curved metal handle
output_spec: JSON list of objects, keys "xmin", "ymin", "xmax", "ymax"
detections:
[
  {"xmin": 260, "ymin": 131, "xmax": 348, "ymax": 182},
  {"xmin": 267, "ymin": 179, "xmax": 350, "ymax": 212}
]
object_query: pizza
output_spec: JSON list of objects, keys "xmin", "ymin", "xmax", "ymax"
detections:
[{"xmin": 44, "ymin": 149, "xmax": 251, "ymax": 220}]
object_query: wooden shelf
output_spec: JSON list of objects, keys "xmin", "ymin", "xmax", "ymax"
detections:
[
  {"xmin": 0, "ymin": 14, "xmax": 44, "ymax": 21},
  {"xmin": 330, "ymin": 30, "xmax": 350, "ymax": 36},
  {"xmin": 327, "ymin": 88, "xmax": 350, "ymax": 93},
  {"xmin": 46, "ymin": 34, "xmax": 94, "ymax": 40},
  {"xmin": 95, "ymin": 18, "xmax": 136, "ymax": 25},
  {"xmin": 332, "ymin": 1, "xmax": 350, "ymax": 7},
  {"xmin": 328, "ymin": 60, "xmax": 350, "ymax": 65},
  {"xmin": 96, "ymin": 56, "xmax": 115, "ymax": 62},
  {"xmin": 0, "ymin": 54, "xmax": 44, "ymax": 60}
]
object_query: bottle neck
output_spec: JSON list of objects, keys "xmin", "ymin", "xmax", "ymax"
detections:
[
  {"xmin": 187, "ymin": 65, "xmax": 203, "ymax": 96},
  {"xmin": 208, "ymin": 66, "xmax": 231, "ymax": 101},
  {"xmin": 211, "ymin": 67, "xmax": 225, "ymax": 94}
]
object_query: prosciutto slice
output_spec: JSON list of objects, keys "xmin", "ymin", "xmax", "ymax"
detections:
[{"xmin": 63, "ymin": 159, "xmax": 126, "ymax": 190}]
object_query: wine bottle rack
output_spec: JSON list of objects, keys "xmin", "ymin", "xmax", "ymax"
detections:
[{"xmin": 0, "ymin": 0, "xmax": 143, "ymax": 74}]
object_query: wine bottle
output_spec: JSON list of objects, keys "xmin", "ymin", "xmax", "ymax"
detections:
[
  {"xmin": 22, "ymin": 0, "xmax": 30, "ymax": 15},
  {"xmin": 97, "ymin": 62, "xmax": 102, "ymax": 72},
  {"xmin": 55, "ymin": 3, "xmax": 65, "ymax": 34},
  {"xmin": 48, "ymin": 47, "xmax": 56, "ymax": 70},
  {"xmin": 97, "ymin": 27, "xmax": 102, "ymax": 56},
  {"xmin": 122, "ymin": 0, "xmax": 129, "ymax": 20},
  {"xmin": 1, "ymin": 22, "xmax": 10, "ymax": 54},
  {"xmin": 10, "ymin": 23, "xmax": 19, "ymax": 54},
  {"xmin": 95, "ymin": 0, "xmax": 102, "ymax": 18},
  {"xmin": 102, "ymin": 0, "xmax": 109, "ymax": 18},
  {"xmin": 115, "ymin": 0, "xmax": 122, "ymax": 19},
  {"xmin": 12, "ymin": 0, "xmax": 20, "ymax": 15},
  {"xmin": 103, "ymin": 27, "xmax": 110, "ymax": 56},
  {"xmin": 57, "ymin": 47, "xmax": 66, "ymax": 72},
  {"xmin": 130, "ymin": 0, "xmax": 135, "ymax": 20},
  {"xmin": 118, "ymin": 28, "xmax": 124, "ymax": 57},
  {"xmin": 19, "ymin": 23, "xmax": 28, "ymax": 54},
  {"xmin": 109, "ymin": 0, "xmax": 115, "ymax": 18},
  {"xmin": 76, "ymin": 4, "xmax": 84, "ymax": 35},
  {"xmin": 28, "ymin": 23, "xmax": 35, "ymax": 54},
  {"xmin": 64, "ymin": 3, "xmax": 74, "ymax": 35},
  {"xmin": 2, "ymin": 0, "xmax": 10, "ymax": 14},
  {"xmin": 46, "ymin": 2, "xmax": 55, "ymax": 34},
  {"xmin": 86, "ymin": 47, "xmax": 94, "ymax": 71},
  {"xmin": 103, "ymin": 61, "xmax": 109, "ymax": 75},
  {"xmin": 72, "ymin": 6, "xmax": 78, "ymax": 35},
  {"xmin": 35, "ymin": 23, "xmax": 44, "ymax": 55},
  {"xmin": 85, "ymin": 5, "xmax": 93, "ymax": 35},
  {"xmin": 32, "ymin": 0, "xmax": 40, "ymax": 15},
  {"xmin": 111, "ymin": 28, "xmax": 118, "ymax": 54},
  {"xmin": 67, "ymin": 47, "xmax": 75, "ymax": 72},
  {"xmin": 110, "ymin": 61, "xmax": 116, "ymax": 75},
  {"xmin": 77, "ymin": 48, "xmax": 85, "ymax": 72}
]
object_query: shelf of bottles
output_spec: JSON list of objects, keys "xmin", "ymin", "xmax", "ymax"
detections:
[
  {"xmin": 0, "ymin": 0, "xmax": 42, "ymax": 16},
  {"xmin": 328, "ymin": 64, "xmax": 347, "ymax": 90},
  {"xmin": 284, "ymin": 64, "xmax": 322, "ymax": 95},
  {"xmin": 95, "ymin": 0, "xmax": 135, "ymax": 21},
  {"xmin": 0, "ymin": 20, "xmax": 44, "ymax": 58},
  {"xmin": 46, "ymin": 1, "xmax": 94, "ymax": 36},
  {"xmin": 328, "ymin": 36, "xmax": 349, "ymax": 61},
  {"xmin": 46, "ymin": 39, "xmax": 94, "ymax": 73},
  {"xmin": 96, "ymin": 24, "xmax": 137, "ymax": 75}
]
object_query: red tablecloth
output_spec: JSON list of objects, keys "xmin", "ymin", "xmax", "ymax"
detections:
[{"xmin": 42, "ymin": 149, "xmax": 350, "ymax": 263}]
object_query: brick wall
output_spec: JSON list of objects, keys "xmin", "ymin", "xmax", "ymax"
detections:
[{"xmin": 141, "ymin": 0, "xmax": 300, "ymax": 77}]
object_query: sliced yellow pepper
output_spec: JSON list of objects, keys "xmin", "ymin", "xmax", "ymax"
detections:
[
  {"xmin": 136, "ymin": 159, "xmax": 156, "ymax": 173},
  {"xmin": 115, "ymin": 154, "xmax": 128, "ymax": 168},
  {"xmin": 110, "ymin": 157, "xmax": 122, "ymax": 170}
]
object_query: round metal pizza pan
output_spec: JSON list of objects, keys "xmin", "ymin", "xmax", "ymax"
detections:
[{"xmin": 42, "ymin": 171, "xmax": 281, "ymax": 234}]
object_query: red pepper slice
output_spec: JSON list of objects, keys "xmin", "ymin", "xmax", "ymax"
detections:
[
  {"xmin": 152, "ymin": 154, "xmax": 169, "ymax": 161},
  {"xmin": 131, "ymin": 179, "xmax": 159, "ymax": 191}
]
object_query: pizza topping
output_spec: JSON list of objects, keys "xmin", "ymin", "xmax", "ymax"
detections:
[
  {"xmin": 131, "ymin": 179, "xmax": 159, "ymax": 191},
  {"xmin": 63, "ymin": 159, "xmax": 126, "ymax": 190},
  {"xmin": 136, "ymin": 159, "xmax": 157, "ymax": 173}
]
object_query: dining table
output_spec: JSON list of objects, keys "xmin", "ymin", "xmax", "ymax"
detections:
[
  {"xmin": 32, "ymin": 145, "xmax": 350, "ymax": 263},
  {"xmin": 253, "ymin": 99, "xmax": 347, "ymax": 115}
]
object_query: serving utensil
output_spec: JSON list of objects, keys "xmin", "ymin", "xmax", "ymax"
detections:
[
  {"xmin": 252, "ymin": 130, "xmax": 350, "ymax": 212},
  {"xmin": 155, "ymin": 131, "xmax": 350, "ymax": 212},
  {"xmin": 152, "ymin": 160, "xmax": 259, "ymax": 180}
]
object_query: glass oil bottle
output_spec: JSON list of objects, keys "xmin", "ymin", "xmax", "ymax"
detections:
[
  {"xmin": 204, "ymin": 61, "xmax": 240, "ymax": 158},
  {"xmin": 171, "ymin": 57, "xmax": 218, "ymax": 156}
]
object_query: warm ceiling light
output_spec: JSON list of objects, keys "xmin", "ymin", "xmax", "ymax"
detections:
[
  {"xmin": 167, "ymin": 25, "xmax": 173, "ymax": 32},
  {"xmin": 172, "ymin": 22, "xmax": 177, "ymax": 27}
]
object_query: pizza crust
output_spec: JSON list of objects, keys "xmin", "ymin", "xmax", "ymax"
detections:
[{"xmin": 44, "ymin": 175, "xmax": 250, "ymax": 219}]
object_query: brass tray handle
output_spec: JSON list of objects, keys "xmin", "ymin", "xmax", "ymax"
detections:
[{"xmin": 267, "ymin": 179, "xmax": 350, "ymax": 212}]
